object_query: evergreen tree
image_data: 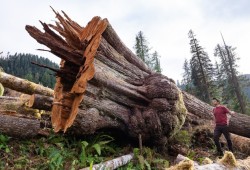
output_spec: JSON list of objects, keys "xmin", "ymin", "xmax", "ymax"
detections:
[
  {"xmin": 151, "ymin": 51, "xmax": 162, "ymax": 73},
  {"xmin": 214, "ymin": 34, "xmax": 249, "ymax": 113},
  {"xmin": 134, "ymin": 31, "xmax": 151, "ymax": 64},
  {"xmin": 134, "ymin": 31, "xmax": 162, "ymax": 73},
  {"xmin": 188, "ymin": 30, "xmax": 214, "ymax": 103}
]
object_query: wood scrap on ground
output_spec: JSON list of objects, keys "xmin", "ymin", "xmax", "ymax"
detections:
[{"xmin": 167, "ymin": 152, "xmax": 250, "ymax": 170}]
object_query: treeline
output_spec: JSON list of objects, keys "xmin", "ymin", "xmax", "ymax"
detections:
[
  {"xmin": 0, "ymin": 53, "xmax": 59, "ymax": 88},
  {"xmin": 180, "ymin": 30, "xmax": 250, "ymax": 114}
]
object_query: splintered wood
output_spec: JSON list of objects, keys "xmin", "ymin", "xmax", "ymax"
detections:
[{"xmin": 26, "ymin": 8, "xmax": 108, "ymax": 132}]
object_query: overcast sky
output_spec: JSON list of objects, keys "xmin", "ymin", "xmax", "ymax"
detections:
[{"xmin": 1, "ymin": 0, "xmax": 250, "ymax": 82}]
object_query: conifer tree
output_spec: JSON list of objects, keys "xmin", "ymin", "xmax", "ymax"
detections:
[
  {"xmin": 134, "ymin": 31, "xmax": 151, "ymax": 65},
  {"xmin": 214, "ymin": 34, "xmax": 249, "ymax": 113},
  {"xmin": 151, "ymin": 51, "xmax": 162, "ymax": 73},
  {"xmin": 134, "ymin": 31, "xmax": 162, "ymax": 73},
  {"xmin": 188, "ymin": 30, "xmax": 214, "ymax": 103}
]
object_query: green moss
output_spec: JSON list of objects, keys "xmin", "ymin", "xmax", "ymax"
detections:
[
  {"xmin": 4, "ymin": 103, "xmax": 19, "ymax": 111},
  {"xmin": 170, "ymin": 89, "xmax": 188, "ymax": 136}
]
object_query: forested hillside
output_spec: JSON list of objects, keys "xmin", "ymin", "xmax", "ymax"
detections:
[{"xmin": 0, "ymin": 53, "xmax": 58, "ymax": 88}]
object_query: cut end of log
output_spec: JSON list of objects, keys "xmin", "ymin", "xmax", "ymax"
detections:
[{"xmin": 27, "ymin": 94, "xmax": 35, "ymax": 108}]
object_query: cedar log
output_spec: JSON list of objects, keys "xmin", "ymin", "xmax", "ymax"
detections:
[
  {"xmin": 1, "ymin": 72, "xmax": 249, "ymax": 140},
  {"xmin": 25, "ymin": 9, "xmax": 187, "ymax": 144},
  {"xmin": 0, "ymin": 71, "xmax": 53, "ymax": 96},
  {"xmin": 27, "ymin": 90, "xmax": 250, "ymax": 138},
  {"xmin": 28, "ymin": 94, "xmax": 53, "ymax": 110},
  {"xmin": 0, "ymin": 114, "xmax": 40, "ymax": 138}
]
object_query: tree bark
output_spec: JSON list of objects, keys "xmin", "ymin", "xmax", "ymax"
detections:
[
  {"xmin": 0, "ymin": 71, "xmax": 54, "ymax": 96},
  {"xmin": 27, "ymin": 94, "xmax": 53, "ymax": 110},
  {"xmin": 1, "ymin": 72, "xmax": 249, "ymax": 140},
  {"xmin": 24, "ymin": 9, "xmax": 187, "ymax": 144},
  {"xmin": 0, "ymin": 113, "xmax": 40, "ymax": 138}
]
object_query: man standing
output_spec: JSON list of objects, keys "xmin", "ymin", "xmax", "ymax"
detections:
[{"xmin": 212, "ymin": 98, "xmax": 234, "ymax": 156}]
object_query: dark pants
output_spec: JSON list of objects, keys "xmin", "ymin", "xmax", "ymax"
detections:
[{"xmin": 214, "ymin": 125, "xmax": 233, "ymax": 153}]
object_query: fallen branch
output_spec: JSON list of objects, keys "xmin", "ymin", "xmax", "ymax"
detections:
[{"xmin": 80, "ymin": 153, "xmax": 134, "ymax": 170}]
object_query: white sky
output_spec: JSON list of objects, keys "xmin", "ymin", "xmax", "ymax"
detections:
[{"xmin": 1, "ymin": 0, "xmax": 250, "ymax": 82}]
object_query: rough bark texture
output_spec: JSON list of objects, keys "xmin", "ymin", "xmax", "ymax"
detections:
[
  {"xmin": 0, "ymin": 71, "xmax": 53, "ymax": 96},
  {"xmin": 0, "ymin": 114, "xmax": 40, "ymax": 138},
  {"xmin": 28, "ymin": 94, "xmax": 53, "ymax": 110},
  {"xmin": 25, "ymin": 9, "xmax": 187, "ymax": 144},
  {"xmin": 1, "ymin": 71, "xmax": 249, "ymax": 142}
]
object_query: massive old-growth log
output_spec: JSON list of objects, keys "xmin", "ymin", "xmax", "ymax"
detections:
[
  {"xmin": 23, "ymin": 8, "xmax": 187, "ymax": 144},
  {"xmin": 1, "ymin": 70, "xmax": 250, "ymax": 140}
]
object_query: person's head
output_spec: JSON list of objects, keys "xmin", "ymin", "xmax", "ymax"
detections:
[{"xmin": 212, "ymin": 97, "xmax": 220, "ymax": 106}]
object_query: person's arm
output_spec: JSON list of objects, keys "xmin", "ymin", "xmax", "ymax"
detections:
[
  {"xmin": 228, "ymin": 110, "xmax": 235, "ymax": 115},
  {"xmin": 224, "ymin": 106, "xmax": 235, "ymax": 115}
]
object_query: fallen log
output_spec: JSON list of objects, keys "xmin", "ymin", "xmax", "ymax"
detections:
[
  {"xmin": 1, "ymin": 72, "xmax": 249, "ymax": 142},
  {"xmin": 0, "ymin": 113, "xmax": 40, "ymax": 138},
  {"xmin": 0, "ymin": 71, "xmax": 53, "ymax": 96},
  {"xmin": 27, "ymin": 94, "xmax": 53, "ymax": 110},
  {"xmin": 26, "ymin": 91, "xmax": 250, "ymax": 138},
  {"xmin": 24, "ymin": 8, "xmax": 187, "ymax": 144}
]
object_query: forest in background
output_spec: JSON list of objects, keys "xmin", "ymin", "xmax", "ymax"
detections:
[
  {"xmin": 0, "ymin": 53, "xmax": 58, "ymax": 88},
  {"xmin": 179, "ymin": 30, "xmax": 250, "ymax": 115}
]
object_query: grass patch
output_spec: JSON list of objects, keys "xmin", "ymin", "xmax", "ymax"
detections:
[{"xmin": 0, "ymin": 132, "xmax": 170, "ymax": 169}]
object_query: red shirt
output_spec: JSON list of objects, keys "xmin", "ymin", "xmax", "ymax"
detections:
[{"xmin": 213, "ymin": 105, "xmax": 230, "ymax": 125}]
